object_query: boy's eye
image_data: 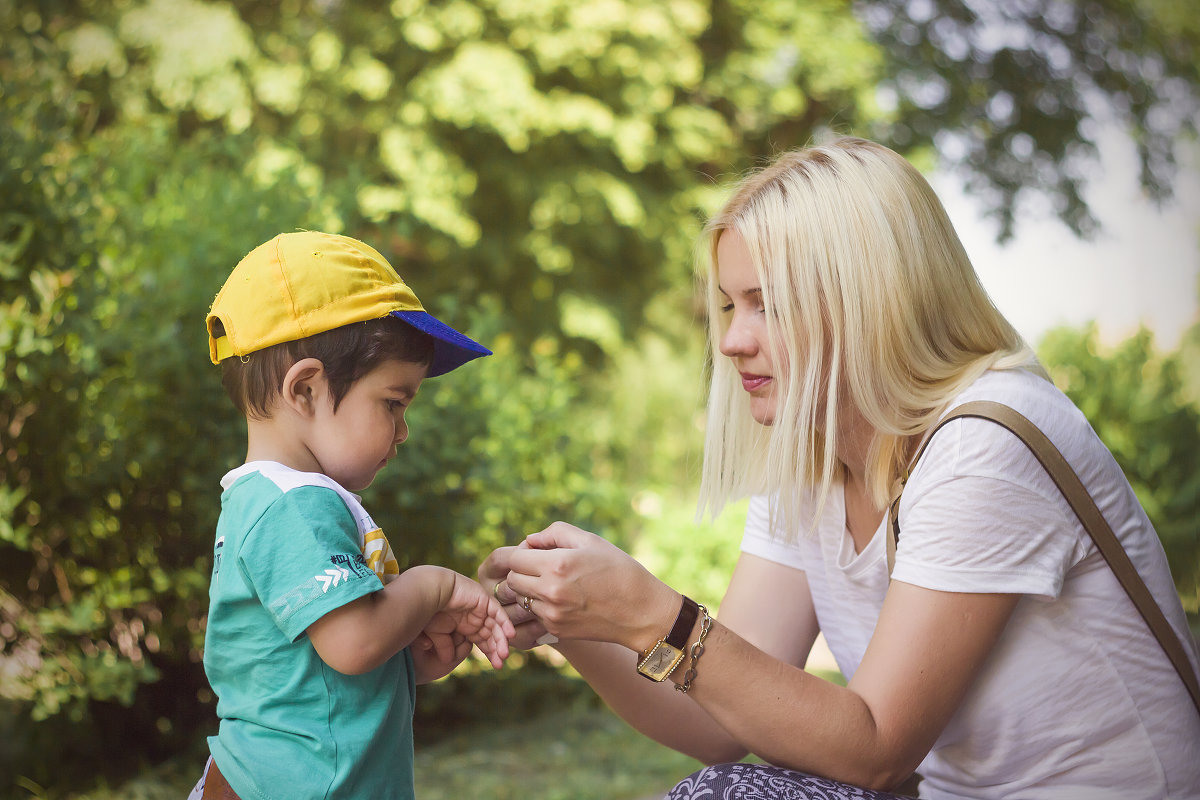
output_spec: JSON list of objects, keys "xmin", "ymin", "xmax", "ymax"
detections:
[{"xmin": 386, "ymin": 399, "xmax": 407, "ymax": 411}]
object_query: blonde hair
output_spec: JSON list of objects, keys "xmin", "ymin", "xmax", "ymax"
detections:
[{"xmin": 698, "ymin": 137, "xmax": 1043, "ymax": 532}]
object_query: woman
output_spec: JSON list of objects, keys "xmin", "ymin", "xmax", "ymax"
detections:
[{"xmin": 480, "ymin": 138, "xmax": 1200, "ymax": 798}]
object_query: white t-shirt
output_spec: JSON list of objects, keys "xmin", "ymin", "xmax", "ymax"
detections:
[{"xmin": 741, "ymin": 369, "xmax": 1200, "ymax": 799}]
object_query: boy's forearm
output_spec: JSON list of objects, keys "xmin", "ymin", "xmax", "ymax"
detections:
[{"xmin": 307, "ymin": 564, "xmax": 455, "ymax": 674}]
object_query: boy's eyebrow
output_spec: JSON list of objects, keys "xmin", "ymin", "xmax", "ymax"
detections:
[{"xmin": 386, "ymin": 384, "xmax": 418, "ymax": 398}]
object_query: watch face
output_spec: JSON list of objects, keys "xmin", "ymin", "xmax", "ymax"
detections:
[{"xmin": 637, "ymin": 642, "xmax": 684, "ymax": 681}]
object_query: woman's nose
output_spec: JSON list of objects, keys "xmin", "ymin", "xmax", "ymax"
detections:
[{"xmin": 719, "ymin": 315, "xmax": 757, "ymax": 359}]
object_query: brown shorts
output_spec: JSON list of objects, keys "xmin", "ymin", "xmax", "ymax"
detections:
[{"xmin": 201, "ymin": 758, "xmax": 243, "ymax": 800}]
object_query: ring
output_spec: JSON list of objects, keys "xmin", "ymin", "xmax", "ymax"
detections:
[
  {"xmin": 492, "ymin": 581, "xmax": 504, "ymax": 601},
  {"xmin": 522, "ymin": 596, "xmax": 533, "ymax": 612}
]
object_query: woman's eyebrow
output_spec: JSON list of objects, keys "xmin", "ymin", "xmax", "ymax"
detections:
[{"xmin": 710, "ymin": 287, "xmax": 758, "ymax": 299}]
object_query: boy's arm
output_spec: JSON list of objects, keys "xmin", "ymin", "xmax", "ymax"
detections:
[{"xmin": 306, "ymin": 564, "xmax": 512, "ymax": 675}]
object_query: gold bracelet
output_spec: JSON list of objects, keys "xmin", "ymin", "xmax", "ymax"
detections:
[{"xmin": 675, "ymin": 603, "xmax": 711, "ymax": 694}]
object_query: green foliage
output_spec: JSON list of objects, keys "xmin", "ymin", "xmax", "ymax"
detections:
[
  {"xmin": 633, "ymin": 495, "xmax": 747, "ymax": 614},
  {"xmin": 370, "ymin": 323, "xmax": 633, "ymax": 577},
  {"xmin": 1038, "ymin": 324, "xmax": 1200, "ymax": 611}
]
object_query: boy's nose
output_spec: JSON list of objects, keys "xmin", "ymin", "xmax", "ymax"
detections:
[{"xmin": 393, "ymin": 420, "xmax": 409, "ymax": 445}]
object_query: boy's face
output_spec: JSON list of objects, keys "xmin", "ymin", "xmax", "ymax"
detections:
[{"xmin": 309, "ymin": 358, "xmax": 427, "ymax": 491}]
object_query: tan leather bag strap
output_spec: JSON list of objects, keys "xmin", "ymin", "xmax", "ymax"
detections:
[{"xmin": 887, "ymin": 400, "xmax": 1200, "ymax": 717}]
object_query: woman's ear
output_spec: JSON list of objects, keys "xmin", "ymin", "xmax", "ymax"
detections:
[{"xmin": 281, "ymin": 357, "xmax": 327, "ymax": 418}]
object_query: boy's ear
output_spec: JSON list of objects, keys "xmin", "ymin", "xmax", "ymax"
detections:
[{"xmin": 281, "ymin": 357, "xmax": 327, "ymax": 418}]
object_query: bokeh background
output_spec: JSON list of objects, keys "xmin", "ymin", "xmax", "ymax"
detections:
[{"xmin": 2, "ymin": 1, "xmax": 1197, "ymax": 797}]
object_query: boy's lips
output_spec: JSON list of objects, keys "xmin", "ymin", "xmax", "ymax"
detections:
[{"xmin": 740, "ymin": 372, "xmax": 771, "ymax": 392}]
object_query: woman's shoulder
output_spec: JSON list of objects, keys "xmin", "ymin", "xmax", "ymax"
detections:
[
  {"xmin": 941, "ymin": 368, "xmax": 1092, "ymax": 455},
  {"xmin": 950, "ymin": 367, "xmax": 1077, "ymax": 422},
  {"xmin": 913, "ymin": 367, "xmax": 1114, "ymax": 499}
]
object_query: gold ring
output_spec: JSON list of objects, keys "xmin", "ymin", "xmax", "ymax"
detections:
[
  {"xmin": 492, "ymin": 581, "xmax": 504, "ymax": 601},
  {"xmin": 522, "ymin": 596, "xmax": 533, "ymax": 612}
]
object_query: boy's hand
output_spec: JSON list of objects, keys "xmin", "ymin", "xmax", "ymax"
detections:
[
  {"xmin": 439, "ymin": 572, "xmax": 515, "ymax": 669},
  {"xmin": 411, "ymin": 612, "xmax": 472, "ymax": 683}
]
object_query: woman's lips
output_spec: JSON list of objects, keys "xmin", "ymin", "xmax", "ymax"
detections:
[{"xmin": 740, "ymin": 373, "xmax": 771, "ymax": 392}]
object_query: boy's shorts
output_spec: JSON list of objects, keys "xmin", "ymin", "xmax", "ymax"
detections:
[{"xmin": 188, "ymin": 756, "xmax": 242, "ymax": 800}]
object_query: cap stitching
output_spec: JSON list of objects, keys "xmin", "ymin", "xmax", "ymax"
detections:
[{"xmin": 274, "ymin": 235, "xmax": 305, "ymax": 338}]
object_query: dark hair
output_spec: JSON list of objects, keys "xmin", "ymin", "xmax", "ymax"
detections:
[{"xmin": 214, "ymin": 317, "xmax": 435, "ymax": 419}]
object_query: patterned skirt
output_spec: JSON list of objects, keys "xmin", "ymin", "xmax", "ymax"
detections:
[{"xmin": 665, "ymin": 763, "xmax": 912, "ymax": 800}]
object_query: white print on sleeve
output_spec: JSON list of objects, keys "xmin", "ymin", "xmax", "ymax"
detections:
[{"xmin": 314, "ymin": 566, "xmax": 351, "ymax": 593}]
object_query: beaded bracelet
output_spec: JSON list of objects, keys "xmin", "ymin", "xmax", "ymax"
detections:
[{"xmin": 675, "ymin": 603, "xmax": 711, "ymax": 693}]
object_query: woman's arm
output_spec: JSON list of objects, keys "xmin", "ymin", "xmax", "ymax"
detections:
[
  {"xmin": 506, "ymin": 523, "xmax": 1017, "ymax": 790},
  {"xmin": 492, "ymin": 526, "xmax": 821, "ymax": 763},
  {"xmin": 562, "ymin": 551, "xmax": 821, "ymax": 763},
  {"xmin": 685, "ymin": 582, "xmax": 1016, "ymax": 788}
]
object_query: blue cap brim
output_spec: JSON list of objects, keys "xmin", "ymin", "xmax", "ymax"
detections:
[{"xmin": 389, "ymin": 310, "xmax": 491, "ymax": 377}]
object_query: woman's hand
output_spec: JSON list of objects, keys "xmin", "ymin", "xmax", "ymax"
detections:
[
  {"xmin": 502, "ymin": 521, "xmax": 679, "ymax": 652},
  {"xmin": 478, "ymin": 545, "xmax": 555, "ymax": 650}
]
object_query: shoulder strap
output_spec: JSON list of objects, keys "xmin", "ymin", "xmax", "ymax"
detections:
[{"xmin": 887, "ymin": 400, "xmax": 1200, "ymax": 717}]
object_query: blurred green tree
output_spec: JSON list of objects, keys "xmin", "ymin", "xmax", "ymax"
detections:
[{"xmin": 1039, "ymin": 324, "xmax": 1200, "ymax": 613}]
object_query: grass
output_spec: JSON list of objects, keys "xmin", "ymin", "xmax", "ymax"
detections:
[
  {"xmin": 415, "ymin": 668, "xmax": 845, "ymax": 800},
  {"xmin": 37, "ymin": 663, "xmax": 846, "ymax": 800},
  {"xmin": 45, "ymin": 704, "xmax": 701, "ymax": 800},
  {"xmin": 414, "ymin": 705, "xmax": 703, "ymax": 800}
]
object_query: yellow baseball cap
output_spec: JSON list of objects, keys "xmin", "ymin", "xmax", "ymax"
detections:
[{"xmin": 206, "ymin": 231, "xmax": 490, "ymax": 376}]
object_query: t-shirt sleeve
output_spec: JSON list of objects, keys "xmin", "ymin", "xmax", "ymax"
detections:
[
  {"xmin": 890, "ymin": 418, "xmax": 1085, "ymax": 599},
  {"xmin": 239, "ymin": 486, "xmax": 383, "ymax": 641},
  {"xmin": 739, "ymin": 494, "xmax": 809, "ymax": 571}
]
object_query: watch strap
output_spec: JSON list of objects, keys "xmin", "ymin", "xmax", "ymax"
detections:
[{"xmin": 664, "ymin": 595, "xmax": 700, "ymax": 650}]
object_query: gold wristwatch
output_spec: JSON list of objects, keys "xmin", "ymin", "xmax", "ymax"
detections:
[{"xmin": 636, "ymin": 595, "xmax": 700, "ymax": 681}]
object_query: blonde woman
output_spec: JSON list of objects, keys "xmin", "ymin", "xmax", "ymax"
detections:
[{"xmin": 479, "ymin": 138, "xmax": 1200, "ymax": 798}]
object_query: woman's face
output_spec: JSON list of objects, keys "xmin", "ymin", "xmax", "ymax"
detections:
[{"xmin": 716, "ymin": 229, "xmax": 782, "ymax": 426}]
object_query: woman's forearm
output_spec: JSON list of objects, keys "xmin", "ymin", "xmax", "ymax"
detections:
[
  {"xmin": 554, "ymin": 638, "xmax": 749, "ymax": 764},
  {"xmin": 661, "ymin": 586, "xmax": 1017, "ymax": 791},
  {"xmin": 553, "ymin": 627, "xmax": 896, "ymax": 785},
  {"xmin": 665, "ymin": 622, "xmax": 903, "ymax": 788}
]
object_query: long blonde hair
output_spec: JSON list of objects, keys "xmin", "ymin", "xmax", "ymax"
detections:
[{"xmin": 698, "ymin": 137, "xmax": 1042, "ymax": 532}]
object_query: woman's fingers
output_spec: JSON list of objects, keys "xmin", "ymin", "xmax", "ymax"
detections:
[
  {"xmin": 523, "ymin": 520, "xmax": 592, "ymax": 550},
  {"xmin": 503, "ymin": 598, "xmax": 539, "ymax": 626},
  {"xmin": 491, "ymin": 578, "xmax": 519, "ymax": 606},
  {"xmin": 509, "ymin": 618, "xmax": 553, "ymax": 650},
  {"xmin": 477, "ymin": 544, "xmax": 518, "ymax": 584}
]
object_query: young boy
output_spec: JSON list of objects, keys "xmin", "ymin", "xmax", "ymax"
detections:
[{"xmin": 189, "ymin": 231, "xmax": 514, "ymax": 800}]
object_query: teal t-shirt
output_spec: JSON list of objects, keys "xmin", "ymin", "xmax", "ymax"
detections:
[{"xmin": 203, "ymin": 462, "xmax": 415, "ymax": 800}]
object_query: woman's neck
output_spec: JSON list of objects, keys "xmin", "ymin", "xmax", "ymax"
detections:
[{"xmin": 836, "ymin": 405, "xmax": 875, "ymax": 485}]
